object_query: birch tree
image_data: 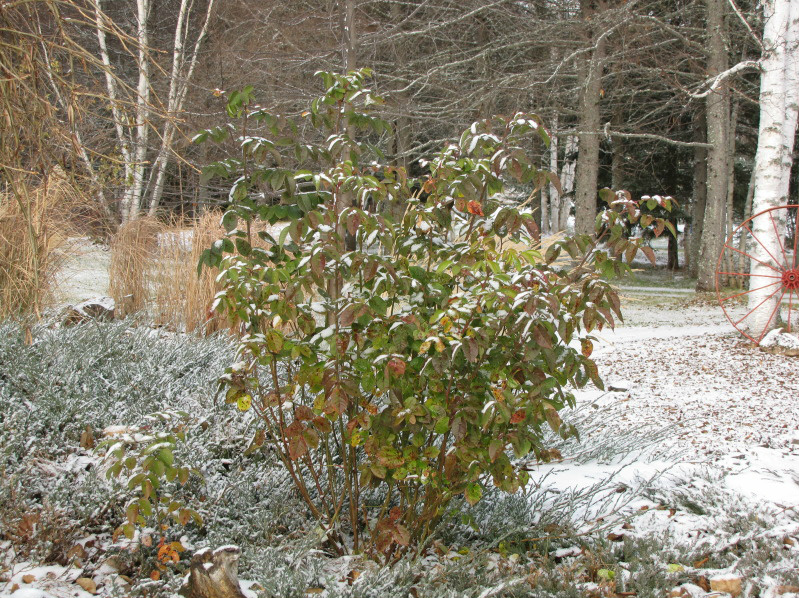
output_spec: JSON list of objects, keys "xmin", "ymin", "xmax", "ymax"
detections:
[
  {"xmin": 146, "ymin": 0, "xmax": 216, "ymax": 216},
  {"xmin": 93, "ymin": 0, "xmax": 215, "ymax": 222},
  {"xmin": 745, "ymin": 0, "xmax": 799, "ymax": 339}
]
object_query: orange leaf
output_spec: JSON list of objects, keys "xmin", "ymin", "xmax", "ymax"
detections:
[{"xmin": 467, "ymin": 201, "xmax": 484, "ymax": 216}]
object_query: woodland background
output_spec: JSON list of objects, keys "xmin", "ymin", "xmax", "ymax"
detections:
[{"xmin": 2, "ymin": 0, "xmax": 787, "ymax": 294}]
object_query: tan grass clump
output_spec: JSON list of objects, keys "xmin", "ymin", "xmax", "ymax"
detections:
[
  {"xmin": 151, "ymin": 211, "xmax": 228, "ymax": 334},
  {"xmin": 109, "ymin": 217, "xmax": 162, "ymax": 318},
  {"xmin": 0, "ymin": 172, "xmax": 83, "ymax": 319}
]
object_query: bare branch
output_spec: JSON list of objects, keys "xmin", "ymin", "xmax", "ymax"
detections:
[
  {"xmin": 726, "ymin": 0, "xmax": 764, "ymax": 52},
  {"xmin": 602, "ymin": 122, "xmax": 712, "ymax": 148},
  {"xmin": 688, "ymin": 60, "xmax": 761, "ymax": 98}
]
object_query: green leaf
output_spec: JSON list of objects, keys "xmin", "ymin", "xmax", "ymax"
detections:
[
  {"xmin": 237, "ymin": 394, "xmax": 252, "ymax": 411},
  {"xmin": 465, "ymin": 482, "xmax": 483, "ymax": 506},
  {"xmin": 235, "ymin": 238, "xmax": 252, "ymax": 256},
  {"xmin": 434, "ymin": 416, "xmax": 450, "ymax": 434},
  {"xmin": 222, "ymin": 210, "xmax": 238, "ymax": 233},
  {"xmin": 266, "ymin": 329, "xmax": 284, "ymax": 354},
  {"xmin": 157, "ymin": 448, "xmax": 174, "ymax": 467}
]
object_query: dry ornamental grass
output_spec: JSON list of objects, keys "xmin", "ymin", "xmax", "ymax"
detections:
[
  {"xmin": 0, "ymin": 171, "xmax": 88, "ymax": 320},
  {"xmin": 109, "ymin": 211, "xmax": 278, "ymax": 334}
]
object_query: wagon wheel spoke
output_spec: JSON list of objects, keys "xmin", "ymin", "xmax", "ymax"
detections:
[
  {"xmin": 741, "ymin": 225, "xmax": 786, "ymax": 273},
  {"xmin": 716, "ymin": 271, "xmax": 782, "ymax": 279},
  {"xmin": 723, "ymin": 280, "xmax": 782, "ymax": 309},
  {"xmin": 723, "ymin": 243, "xmax": 783, "ymax": 274}
]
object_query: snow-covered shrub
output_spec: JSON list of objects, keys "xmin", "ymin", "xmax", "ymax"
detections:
[
  {"xmin": 197, "ymin": 69, "xmax": 675, "ymax": 559},
  {"xmin": 0, "ymin": 322, "xmax": 235, "ymax": 566}
]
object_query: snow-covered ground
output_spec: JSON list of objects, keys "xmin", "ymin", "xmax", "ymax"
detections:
[
  {"xmin": 6, "ymin": 242, "xmax": 796, "ymax": 598},
  {"xmin": 48, "ymin": 239, "xmax": 798, "ymax": 511},
  {"xmin": 50, "ymin": 238, "xmax": 111, "ymax": 308}
]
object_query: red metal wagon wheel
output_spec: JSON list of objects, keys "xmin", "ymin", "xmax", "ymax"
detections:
[{"xmin": 716, "ymin": 204, "xmax": 799, "ymax": 344}]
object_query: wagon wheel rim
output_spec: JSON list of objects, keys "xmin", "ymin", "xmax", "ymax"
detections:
[{"xmin": 716, "ymin": 204, "xmax": 799, "ymax": 344}]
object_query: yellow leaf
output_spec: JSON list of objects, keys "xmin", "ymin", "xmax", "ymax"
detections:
[{"xmin": 440, "ymin": 316, "xmax": 452, "ymax": 333}]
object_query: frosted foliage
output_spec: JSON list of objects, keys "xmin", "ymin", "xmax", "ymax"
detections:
[{"xmin": 1, "ymin": 322, "xmax": 798, "ymax": 598}]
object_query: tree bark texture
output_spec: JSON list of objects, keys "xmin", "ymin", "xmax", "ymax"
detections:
[
  {"xmin": 688, "ymin": 108, "xmax": 708, "ymax": 277},
  {"xmin": 559, "ymin": 135, "xmax": 578, "ymax": 233},
  {"xmin": 574, "ymin": 6, "xmax": 606, "ymax": 237},
  {"xmin": 696, "ymin": 0, "xmax": 729, "ymax": 291}
]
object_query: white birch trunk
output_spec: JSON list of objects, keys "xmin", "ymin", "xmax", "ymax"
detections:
[
  {"xmin": 147, "ymin": 0, "xmax": 216, "ymax": 216},
  {"xmin": 94, "ymin": 0, "xmax": 134, "ymax": 220},
  {"xmin": 559, "ymin": 134, "xmax": 578, "ymax": 234},
  {"xmin": 547, "ymin": 114, "xmax": 559, "ymax": 233},
  {"xmin": 128, "ymin": 0, "xmax": 151, "ymax": 222},
  {"xmin": 746, "ymin": 0, "xmax": 799, "ymax": 340}
]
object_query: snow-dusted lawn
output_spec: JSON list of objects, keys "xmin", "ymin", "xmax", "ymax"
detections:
[{"xmin": 3, "ymin": 252, "xmax": 798, "ymax": 597}]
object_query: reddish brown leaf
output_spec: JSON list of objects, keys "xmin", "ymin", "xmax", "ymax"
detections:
[
  {"xmin": 451, "ymin": 416, "xmax": 467, "ymax": 440},
  {"xmin": 294, "ymin": 405, "xmax": 315, "ymax": 421},
  {"xmin": 463, "ymin": 337, "xmax": 479, "ymax": 362},
  {"xmin": 532, "ymin": 325, "xmax": 553, "ymax": 350},
  {"xmin": 467, "ymin": 201, "xmax": 484, "ymax": 216},
  {"xmin": 509, "ymin": 409, "xmax": 526, "ymax": 424},
  {"xmin": 313, "ymin": 416, "xmax": 333, "ymax": 434},
  {"xmin": 324, "ymin": 386, "xmax": 348, "ymax": 416},
  {"xmin": 336, "ymin": 333, "xmax": 350, "ymax": 354},
  {"xmin": 288, "ymin": 432, "xmax": 309, "ymax": 460},
  {"xmin": 346, "ymin": 211, "xmax": 361, "ymax": 237},
  {"xmin": 385, "ymin": 357, "xmax": 406, "ymax": 377},
  {"xmin": 489, "ymin": 438, "xmax": 504, "ymax": 462},
  {"xmin": 340, "ymin": 304, "xmax": 358, "ymax": 327},
  {"xmin": 392, "ymin": 523, "xmax": 410, "ymax": 546},
  {"xmin": 641, "ymin": 246, "xmax": 656, "ymax": 266}
]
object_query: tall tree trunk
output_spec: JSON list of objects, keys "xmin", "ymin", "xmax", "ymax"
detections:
[
  {"xmin": 746, "ymin": 0, "xmax": 799, "ymax": 339},
  {"xmin": 547, "ymin": 114, "xmax": 559, "ymax": 232},
  {"xmin": 736, "ymin": 166, "xmax": 756, "ymax": 279},
  {"xmin": 147, "ymin": 0, "xmax": 216, "ymax": 217},
  {"xmin": 94, "ymin": 0, "xmax": 134, "ymax": 221},
  {"xmin": 688, "ymin": 107, "xmax": 707, "ymax": 277},
  {"xmin": 667, "ymin": 215, "xmax": 680, "ymax": 270},
  {"xmin": 127, "ymin": 0, "xmax": 151, "ymax": 222},
  {"xmin": 540, "ymin": 152, "xmax": 549, "ymax": 234},
  {"xmin": 560, "ymin": 134, "xmax": 578, "ymax": 233},
  {"xmin": 574, "ymin": 10, "xmax": 606, "ymax": 237},
  {"xmin": 721, "ymin": 97, "xmax": 739, "ymax": 285},
  {"xmin": 610, "ymin": 106, "xmax": 624, "ymax": 190},
  {"xmin": 388, "ymin": 1, "xmax": 410, "ymax": 222},
  {"xmin": 696, "ymin": 0, "xmax": 729, "ymax": 291}
]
